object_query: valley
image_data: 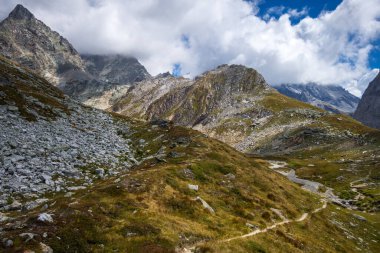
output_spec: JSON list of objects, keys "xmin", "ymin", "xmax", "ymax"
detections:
[{"xmin": 0, "ymin": 3, "xmax": 379, "ymax": 253}]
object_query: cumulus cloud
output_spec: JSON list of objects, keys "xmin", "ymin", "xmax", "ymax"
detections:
[{"xmin": 0, "ymin": 0, "xmax": 379, "ymax": 96}]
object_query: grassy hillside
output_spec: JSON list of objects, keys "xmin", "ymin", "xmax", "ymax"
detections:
[
  {"xmin": 1, "ymin": 57, "xmax": 379, "ymax": 253},
  {"xmin": 1, "ymin": 116, "xmax": 378, "ymax": 252}
]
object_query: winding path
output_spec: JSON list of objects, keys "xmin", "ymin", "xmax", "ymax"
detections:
[
  {"xmin": 222, "ymin": 200, "xmax": 327, "ymax": 242},
  {"xmin": 179, "ymin": 200, "xmax": 327, "ymax": 252},
  {"xmin": 178, "ymin": 161, "xmax": 331, "ymax": 252}
]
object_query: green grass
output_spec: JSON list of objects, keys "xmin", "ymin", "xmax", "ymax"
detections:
[{"xmin": 1, "ymin": 118, "xmax": 330, "ymax": 253}]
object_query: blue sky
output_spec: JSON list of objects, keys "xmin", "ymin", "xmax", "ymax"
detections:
[
  {"xmin": 255, "ymin": 0, "xmax": 343, "ymax": 19},
  {"xmin": 253, "ymin": 0, "xmax": 379, "ymax": 71}
]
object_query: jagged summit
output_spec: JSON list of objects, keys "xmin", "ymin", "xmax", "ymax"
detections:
[
  {"xmin": 8, "ymin": 4, "xmax": 34, "ymax": 20},
  {"xmin": 195, "ymin": 64, "xmax": 269, "ymax": 93},
  {"xmin": 0, "ymin": 5, "xmax": 85, "ymax": 84},
  {"xmin": 0, "ymin": 5, "xmax": 152, "ymax": 100}
]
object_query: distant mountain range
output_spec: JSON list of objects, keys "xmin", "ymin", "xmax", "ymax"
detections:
[{"xmin": 273, "ymin": 83, "xmax": 360, "ymax": 114}]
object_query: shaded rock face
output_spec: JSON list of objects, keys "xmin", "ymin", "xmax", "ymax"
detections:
[
  {"xmin": 274, "ymin": 83, "xmax": 359, "ymax": 114},
  {"xmin": 0, "ymin": 4, "xmax": 85, "ymax": 85},
  {"xmin": 81, "ymin": 54, "xmax": 151, "ymax": 84},
  {"xmin": 354, "ymin": 73, "xmax": 380, "ymax": 129}
]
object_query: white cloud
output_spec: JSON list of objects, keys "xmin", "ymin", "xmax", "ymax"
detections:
[
  {"xmin": 346, "ymin": 68, "xmax": 379, "ymax": 97},
  {"xmin": 0, "ymin": 0, "xmax": 379, "ymax": 95}
]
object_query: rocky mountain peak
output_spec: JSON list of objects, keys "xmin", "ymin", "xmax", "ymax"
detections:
[
  {"xmin": 0, "ymin": 5, "xmax": 85, "ymax": 85},
  {"xmin": 196, "ymin": 64, "xmax": 269, "ymax": 94},
  {"xmin": 8, "ymin": 4, "xmax": 35, "ymax": 20},
  {"xmin": 81, "ymin": 54, "xmax": 151, "ymax": 84}
]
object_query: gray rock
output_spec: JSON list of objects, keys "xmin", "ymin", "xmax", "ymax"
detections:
[
  {"xmin": 7, "ymin": 106, "xmax": 19, "ymax": 112},
  {"xmin": 188, "ymin": 184, "xmax": 199, "ymax": 191},
  {"xmin": 19, "ymin": 233, "xmax": 37, "ymax": 242},
  {"xmin": 182, "ymin": 168, "xmax": 195, "ymax": 179},
  {"xmin": 8, "ymin": 200, "xmax": 22, "ymax": 211},
  {"xmin": 224, "ymin": 173, "xmax": 236, "ymax": 180},
  {"xmin": 40, "ymin": 242, "xmax": 53, "ymax": 253},
  {"xmin": 353, "ymin": 214, "xmax": 367, "ymax": 221},
  {"xmin": 195, "ymin": 196, "xmax": 215, "ymax": 214},
  {"xmin": 95, "ymin": 168, "xmax": 105, "ymax": 176},
  {"xmin": 23, "ymin": 198, "xmax": 49, "ymax": 211},
  {"xmin": 67, "ymin": 186, "xmax": 87, "ymax": 191},
  {"xmin": 3, "ymin": 239, "xmax": 13, "ymax": 248},
  {"xmin": 354, "ymin": 72, "xmax": 380, "ymax": 129},
  {"xmin": 37, "ymin": 213, "xmax": 54, "ymax": 223}
]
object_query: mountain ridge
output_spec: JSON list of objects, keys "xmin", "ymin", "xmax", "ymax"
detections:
[
  {"xmin": 0, "ymin": 4, "xmax": 151, "ymax": 102},
  {"xmin": 1, "ymin": 4, "xmax": 380, "ymax": 253},
  {"xmin": 0, "ymin": 4, "xmax": 85, "ymax": 85},
  {"xmin": 273, "ymin": 83, "xmax": 360, "ymax": 114}
]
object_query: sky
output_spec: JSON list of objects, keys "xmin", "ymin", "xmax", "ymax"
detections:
[{"xmin": 0, "ymin": 0, "xmax": 380, "ymax": 97}]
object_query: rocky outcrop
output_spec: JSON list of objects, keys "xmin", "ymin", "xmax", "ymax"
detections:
[
  {"xmin": 354, "ymin": 72, "xmax": 380, "ymax": 129},
  {"xmin": 82, "ymin": 54, "xmax": 151, "ymax": 84},
  {"xmin": 0, "ymin": 4, "xmax": 85, "ymax": 85},
  {"xmin": 110, "ymin": 73, "xmax": 192, "ymax": 116},
  {"xmin": 274, "ymin": 83, "xmax": 359, "ymax": 114},
  {"xmin": 0, "ymin": 56, "xmax": 137, "ymax": 210}
]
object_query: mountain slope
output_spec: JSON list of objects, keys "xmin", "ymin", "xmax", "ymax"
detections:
[
  {"xmin": 0, "ymin": 5, "xmax": 151, "ymax": 104},
  {"xmin": 0, "ymin": 4, "xmax": 85, "ymax": 85},
  {"xmin": 274, "ymin": 83, "xmax": 360, "ymax": 114},
  {"xmin": 354, "ymin": 72, "xmax": 380, "ymax": 129},
  {"xmin": 112, "ymin": 65, "xmax": 372, "ymax": 154},
  {"xmin": 111, "ymin": 64, "xmax": 380, "ymax": 213},
  {"xmin": 2, "ymin": 55, "xmax": 373, "ymax": 253},
  {"xmin": 0, "ymin": 55, "xmax": 137, "ymax": 207}
]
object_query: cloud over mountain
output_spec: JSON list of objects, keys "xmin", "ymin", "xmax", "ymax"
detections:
[{"xmin": 1, "ymin": 0, "xmax": 379, "ymax": 95}]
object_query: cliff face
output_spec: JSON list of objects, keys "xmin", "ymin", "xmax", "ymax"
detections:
[
  {"xmin": 0, "ymin": 4, "xmax": 85, "ymax": 85},
  {"xmin": 354, "ymin": 72, "xmax": 380, "ymax": 129}
]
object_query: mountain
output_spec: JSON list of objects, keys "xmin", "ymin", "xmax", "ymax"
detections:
[
  {"xmin": 354, "ymin": 72, "xmax": 380, "ymax": 129},
  {"xmin": 1, "ymin": 5, "xmax": 380, "ymax": 253},
  {"xmin": 0, "ymin": 4, "xmax": 85, "ymax": 85},
  {"xmin": 0, "ymin": 55, "xmax": 363, "ymax": 253},
  {"xmin": 81, "ymin": 54, "xmax": 151, "ymax": 84},
  {"xmin": 111, "ymin": 65, "xmax": 365, "ymax": 154},
  {"xmin": 0, "ymin": 5, "xmax": 150, "ymax": 102},
  {"xmin": 110, "ymin": 64, "xmax": 380, "ymax": 214},
  {"xmin": 273, "ymin": 83, "xmax": 360, "ymax": 114}
]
